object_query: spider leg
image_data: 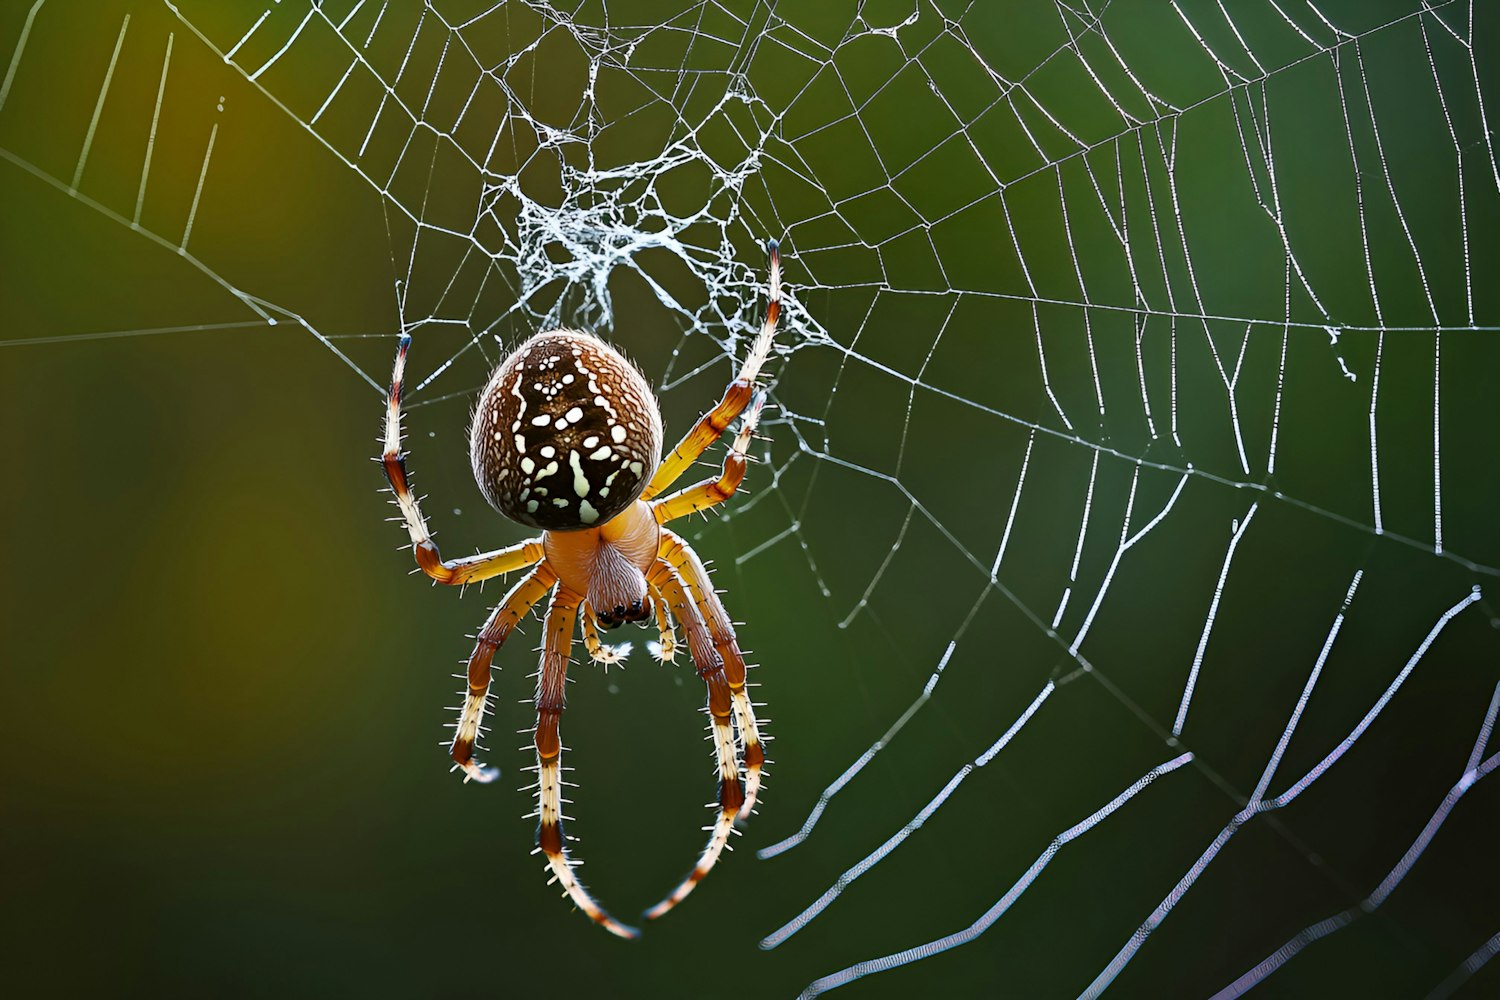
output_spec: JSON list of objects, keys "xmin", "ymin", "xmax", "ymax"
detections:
[
  {"xmin": 652, "ymin": 392, "xmax": 764, "ymax": 524},
  {"xmin": 383, "ymin": 333, "xmax": 545, "ymax": 585},
  {"xmin": 450, "ymin": 565, "xmax": 558, "ymax": 782},
  {"xmin": 646, "ymin": 581, "xmax": 679, "ymax": 662},
  {"xmin": 580, "ymin": 603, "xmax": 632, "ymax": 668},
  {"xmin": 657, "ymin": 530, "xmax": 766, "ymax": 821},
  {"xmin": 642, "ymin": 241, "xmax": 780, "ymax": 500},
  {"xmin": 643, "ymin": 564, "xmax": 744, "ymax": 921},
  {"xmin": 532, "ymin": 588, "xmax": 639, "ymax": 939}
]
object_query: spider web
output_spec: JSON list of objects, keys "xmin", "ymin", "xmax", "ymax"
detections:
[{"xmin": 3, "ymin": 0, "xmax": 1499, "ymax": 995}]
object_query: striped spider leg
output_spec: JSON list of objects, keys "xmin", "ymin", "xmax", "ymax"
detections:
[
  {"xmin": 531, "ymin": 588, "xmax": 641, "ymax": 939},
  {"xmin": 638, "ymin": 392, "xmax": 770, "ymax": 920},
  {"xmin": 382, "ymin": 334, "xmax": 545, "ymax": 587},
  {"xmin": 448, "ymin": 565, "xmax": 556, "ymax": 781},
  {"xmin": 642, "ymin": 561, "xmax": 745, "ymax": 920},
  {"xmin": 383, "ymin": 334, "xmax": 548, "ymax": 780},
  {"xmin": 635, "ymin": 244, "xmax": 780, "ymax": 920},
  {"xmin": 642, "ymin": 241, "xmax": 777, "ymax": 785},
  {"xmin": 640, "ymin": 240, "xmax": 780, "ymax": 502},
  {"xmin": 656, "ymin": 526, "xmax": 767, "ymax": 816}
]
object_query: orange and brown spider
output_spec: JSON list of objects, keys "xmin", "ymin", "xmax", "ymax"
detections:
[{"xmin": 380, "ymin": 241, "xmax": 781, "ymax": 938}]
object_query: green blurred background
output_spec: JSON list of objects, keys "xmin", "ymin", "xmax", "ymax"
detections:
[{"xmin": 3, "ymin": 1, "xmax": 1498, "ymax": 997}]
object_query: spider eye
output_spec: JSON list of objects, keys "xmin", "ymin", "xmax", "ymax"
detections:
[{"xmin": 469, "ymin": 330, "xmax": 662, "ymax": 531}]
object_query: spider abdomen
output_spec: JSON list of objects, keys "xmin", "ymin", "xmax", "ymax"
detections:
[{"xmin": 470, "ymin": 330, "xmax": 663, "ymax": 531}]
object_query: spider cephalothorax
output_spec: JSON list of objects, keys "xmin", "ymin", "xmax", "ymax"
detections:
[{"xmin": 381, "ymin": 242, "xmax": 781, "ymax": 938}]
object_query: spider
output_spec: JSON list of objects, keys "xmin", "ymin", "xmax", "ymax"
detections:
[{"xmin": 379, "ymin": 241, "xmax": 782, "ymax": 939}]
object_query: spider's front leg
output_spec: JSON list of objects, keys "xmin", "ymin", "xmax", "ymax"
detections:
[
  {"xmin": 643, "ymin": 563, "xmax": 745, "ymax": 921},
  {"xmin": 383, "ymin": 333, "xmax": 545, "ymax": 585},
  {"xmin": 532, "ymin": 589, "xmax": 638, "ymax": 939},
  {"xmin": 652, "ymin": 392, "xmax": 764, "ymax": 524},
  {"xmin": 642, "ymin": 240, "xmax": 780, "ymax": 501},
  {"xmin": 448, "ymin": 565, "xmax": 558, "ymax": 782}
]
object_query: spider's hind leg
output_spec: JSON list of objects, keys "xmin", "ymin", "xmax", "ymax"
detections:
[
  {"xmin": 658, "ymin": 530, "xmax": 767, "ymax": 821},
  {"xmin": 643, "ymin": 564, "xmax": 745, "ymax": 921},
  {"xmin": 532, "ymin": 589, "xmax": 639, "ymax": 940},
  {"xmin": 642, "ymin": 240, "xmax": 780, "ymax": 501}
]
